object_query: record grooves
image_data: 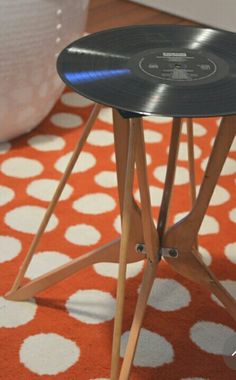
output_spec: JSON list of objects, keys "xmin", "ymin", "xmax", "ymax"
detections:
[{"xmin": 57, "ymin": 25, "xmax": 236, "ymax": 117}]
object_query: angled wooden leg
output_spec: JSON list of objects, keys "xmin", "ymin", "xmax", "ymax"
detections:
[
  {"xmin": 157, "ymin": 117, "xmax": 182, "ymax": 240},
  {"xmin": 5, "ymin": 104, "xmax": 101, "ymax": 299},
  {"xmin": 186, "ymin": 118, "xmax": 197, "ymax": 207},
  {"xmin": 164, "ymin": 115, "xmax": 236, "ymax": 321},
  {"xmin": 6, "ymin": 106, "xmax": 145, "ymax": 302},
  {"xmin": 135, "ymin": 118, "xmax": 159, "ymax": 263},
  {"xmin": 6, "ymin": 238, "xmax": 120, "ymax": 301},
  {"xmin": 186, "ymin": 118, "xmax": 198, "ymax": 250},
  {"xmin": 119, "ymin": 261, "xmax": 156, "ymax": 380},
  {"xmin": 111, "ymin": 119, "xmax": 139, "ymax": 380},
  {"xmin": 113, "ymin": 109, "xmax": 144, "ymax": 258},
  {"xmin": 118, "ymin": 118, "xmax": 159, "ymax": 379}
]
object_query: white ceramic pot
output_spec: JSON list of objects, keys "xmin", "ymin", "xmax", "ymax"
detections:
[{"xmin": 0, "ymin": 0, "xmax": 90, "ymax": 141}]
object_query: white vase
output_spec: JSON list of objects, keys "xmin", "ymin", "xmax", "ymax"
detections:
[{"xmin": 0, "ymin": 0, "xmax": 90, "ymax": 142}]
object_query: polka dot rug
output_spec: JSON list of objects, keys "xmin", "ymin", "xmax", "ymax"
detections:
[{"xmin": 0, "ymin": 87, "xmax": 235, "ymax": 380}]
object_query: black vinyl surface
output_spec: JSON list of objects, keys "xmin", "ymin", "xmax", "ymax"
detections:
[{"xmin": 57, "ymin": 25, "xmax": 236, "ymax": 117}]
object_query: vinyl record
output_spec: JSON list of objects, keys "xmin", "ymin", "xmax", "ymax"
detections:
[{"xmin": 57, "ymin": 24, "xmax": 236, "ymax": 117}]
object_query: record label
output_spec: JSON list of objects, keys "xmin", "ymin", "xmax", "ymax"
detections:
[
  {"xmin": 128, "ymin": 47, "xmax": 229, "ymax": 87},
  {"xmin": 138, "ymin": 49, "xmax": 217, "ymax": 82}
]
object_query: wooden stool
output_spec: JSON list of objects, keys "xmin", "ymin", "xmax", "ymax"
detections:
[{"xmin": 6, "ymin": 23, "xmax": 236, "ymax": 379}]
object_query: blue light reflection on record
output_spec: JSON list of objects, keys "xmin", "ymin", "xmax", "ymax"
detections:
[{"xmin": 64, "ymin": 69, "xmax": 131, "ymax": 84}]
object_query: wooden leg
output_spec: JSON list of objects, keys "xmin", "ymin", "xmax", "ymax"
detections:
[
  {"xmin": 186, "ymin": 118, "xmax": 197, "ymax": 207},
  {"xmin": 6, "ymin": 104, "xmax": 101, "ymax": 297},
  {"xmin": 164, "ymin": 115, "xmax": 236, "ymax": 321},
  {"xmin": 157, "ymin": 118, "xmax": 182, "ymax": 241},
  {"xmin": 6, "ymin": 106, "xmax": 145, "ymax": 302},
  {"xmin": 113, "ymin": 109, "xmax": 144, "ymax": 253},
  {"xmin": 165, "ymin": 247, "xmax": 236, "ymax": 321},
  {"xmin": 118, "ymin": 118, "xmax": 159, "ymax": 379},
  {"xmin": 186, "ymin": 118, "xmax": 198, "ymax": 250},
  {"xmin": 119, "ymin": 261, "xmax": 156, "ymax": 380},
  {"xmin": 6, "ymin": 238, "xmax": 120, "ymax": 301},
  {"xmin": 111, "ymin": 120, "xmax": 139, "ymax": 380},
  {"xmin": 135, "ymin": 117, "xmax": 159, "ymax": 263}
]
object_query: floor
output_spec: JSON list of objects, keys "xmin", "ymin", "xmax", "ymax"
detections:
[{"xmin": 87, "ymin": 0, "xmax": 198, "ymax": 33}]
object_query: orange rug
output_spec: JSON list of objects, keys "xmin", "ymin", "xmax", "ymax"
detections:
[{"xmin": 0, "ymin": 87, "xmax": 235, "ymax": 380}]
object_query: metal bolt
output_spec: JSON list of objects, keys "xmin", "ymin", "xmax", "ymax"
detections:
[
  {"xmin": 159, "ymin": 247, "xmax": 179, "ymax": 258},
  {"xmin": 135, "ymin": 244, "xmax": 146, "ymax": 254},
  {"xmin": 169, "ymin": 249, "xmax": 178, "ymax": 258}
]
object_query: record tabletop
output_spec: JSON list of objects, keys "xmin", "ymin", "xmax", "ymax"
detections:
[
  {"xmin": 5, "ymin": 25, "xmax": 236, "ymax": 380},
  {"xmin": 57, "ymin": 24, "xmax": 236, "ymax": 117}
]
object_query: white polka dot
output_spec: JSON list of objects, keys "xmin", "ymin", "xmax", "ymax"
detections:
[
  {"xmin": 145, "ymin": 115, "xmax": 173, "ymax": 124},
  {"xmin": 154, "ymin": 165, "xmax": 189, "ymax": 185},
  {"xmin": 216, "ymin": 118, "xmax": 222, "ymax": 127},
  {"xmin": 0, "ymin": 236, "xmax": 22, "ymax": 263},
  {"xmin": 73, "ymin": 193, "xmax": 116, "ymax": 215},
  {"xmin": 65, "ymin": 224, "xmax": 101, "ymax": 246},
  {"xmin": 61, "ymin": 92, "xmax": 94, "ymax": 107},
  {"xmin": 211, "ymin": 280, "xmax": 236, "ymax": 307},
  {"xmin": 174, "ymin": 212, "xmax": 219, "ymax": 235},
  {"xmin": 94, "ymin": 261, "xmax": 144, "ymax": 279},
  {"xmin": 144, "ymin": 129, "xmax": 163, "ymax": 143},
  {"xmin": 5, "ymin": 206, "xmax": 58, "ymax": 234},
  {"xmin": 113, "ymin": 215, "xmax": 121, "ymax": 234},
  {"xmin": 95, "ymin": 171, "xmax": 117, "ymax": 188},
  {"xmin": 134, "ymin": 186, "xmax": 163, "ymax": 207},
  {"xmin": 218, "ymin": 137, "xmax": 236, "ymax": 152},
  {"xmin": 190, "ymin": 321, "xmax": 236, "ymax": 355},
  {"xmin": 25, "ymin": 251, "xmax": 71, "ymax": 279},
  {"xmin": 110, "ymin": 152, "xmax": 116, "ymax": 164},
  {"xmin": 201, "ymin": 157, "xmax": 236, "ymax": 176},
  {"xmin": 0, "ymin": 142, "xmax": 11, "ymax": 154},
  {"xmin": 55, "ymin": 151, "xmax": 96, "ymax": 174},
  {"xmin": 210, "ymin": 137, "xmax": 215, "ymax": 147},
  {"xmin": 174, "ymin": 211, "xmax": 188, "ymax": 223},
  {"xmin": 199, "ymin": 215, "xmax": 220, "ymax": 235},
  {"xmin": 87, "ymin": 130, "xmax": 114, "ymax": 147},
  {"xmin": 221, "ymin": 157, "xmax": 236, "ymax": 176},
  {"xmin": 145, "ymin": 153, "xmax": 152, "ymax": 165},
  {"xmin": 198, "ymin": 246, "xmax": 212, "ymax": 266},
  {"xmin": 120, "ymin": 328, "xmax": 174, "ymax": 367},
  {"xmin": 98, "ymin": 107, "xmax": 113, "ymax": 124},
  {"xmin": 66, "ymin": 290, "xmax": 115, "ymax": 324},
  {"xmin": 0, "ymin": 185, "xmax": 15, "ymax": 206},
  {"xmin": 168, "ymin": 142, "xmax": 201, "ymax": 161},
  {"xmin": 196, "ymin": 184, "xmax": 230, "ymax": 206},
  {"xmin": 1, "ymin": 157, "xmax": 43, "ymax": 178},
  {"xmin": 0, "ymin": 297, "xmax": 37, "ymax": 327},
  {"xmin": 51, "ymin": 112, "xmax": 83, "ymax": 128},
  {"xmin": 145, "ymin": 278, "xmax": 191, "ymax": 311},
  {"xmin": 230, "ymin": 136, "xmax": 236, "ymax": 152},
  {"xmin": 27, "ymin": 179, "xmax": 73, "ymax": 202},
  {"xmin": 229, "ymin": 208, "xmax": 236, "ymax": 223},
  {"xmin": 28, "ymin": 134, "xmax": 65, "ymax": 151},
  {"xmin": 19, "ymin": 333, "xmax": 80, "ymax": 375},
  {"xmin": 225, "ymin": 242, "xmax": 236, "ymax": 264},
  {"xmin": 113, "ymin": 152, "xmax": 151, "ymax": 166},
  {"xmin": 181, "ymin": 121, "xmax": 207, "ymax": 136}
]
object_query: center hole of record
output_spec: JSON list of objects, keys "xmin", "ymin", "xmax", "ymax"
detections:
[{"xmin": 136, "ymin": 48, "xmax": 218, "ymax": 84}]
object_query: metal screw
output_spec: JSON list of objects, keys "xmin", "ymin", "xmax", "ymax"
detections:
[
  {"xmin": 169, "ymin": 249, "xmax": 178, "ymax": 258},
  {"xmin": 135, "ymin": 244, "xmax": 145, "ymax": 254}
]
